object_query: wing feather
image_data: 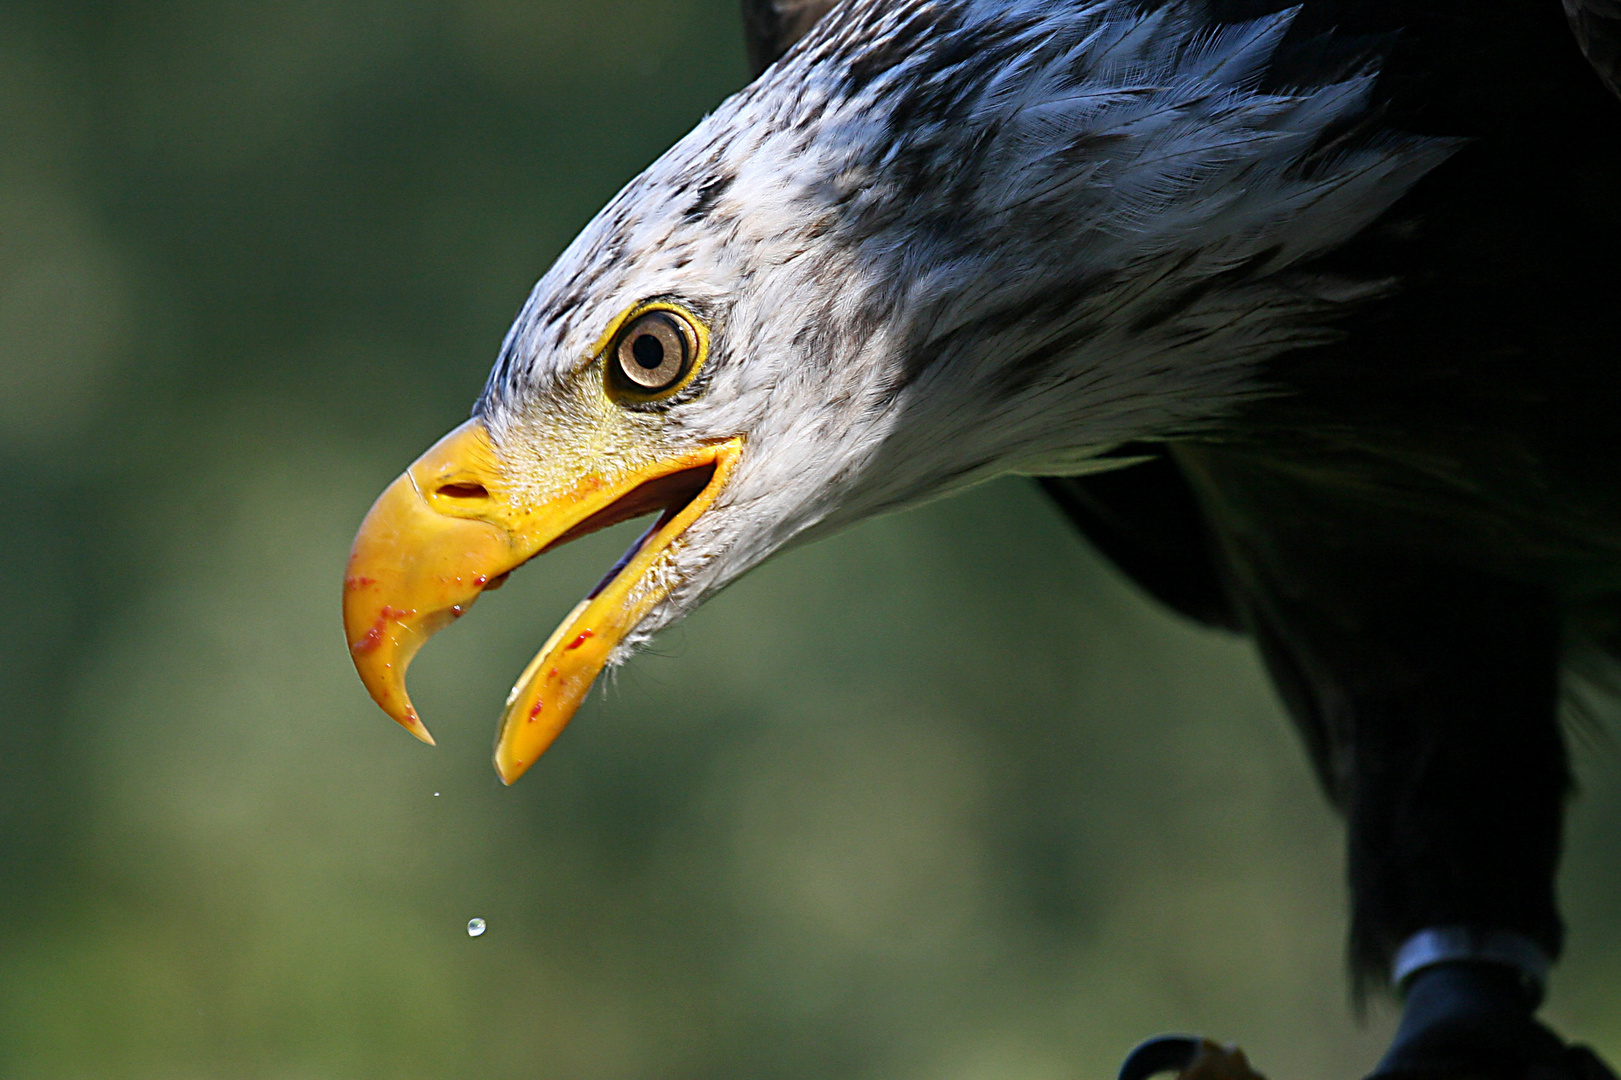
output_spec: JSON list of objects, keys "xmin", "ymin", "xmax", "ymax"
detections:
[{"xmin": 1564, "ymin": 0, "xmax": 1621, "ymax": 99}]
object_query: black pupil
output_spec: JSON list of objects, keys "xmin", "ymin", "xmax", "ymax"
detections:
[{"xmin": 631, "ymin": 333, "xmax": 665, "ymax": 369}]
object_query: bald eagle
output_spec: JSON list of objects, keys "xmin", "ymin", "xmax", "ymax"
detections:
[{"xmin": 342, "ymin": 1, "xmax": 1621, "ymax": 1077}]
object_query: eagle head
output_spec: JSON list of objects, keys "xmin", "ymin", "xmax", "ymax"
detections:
[{"xmin": 342, "ymin": 0, "xmax": 1454, "ymax": 782}]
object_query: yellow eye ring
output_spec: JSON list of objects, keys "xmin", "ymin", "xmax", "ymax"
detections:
[{"xmin": 602, "ymin": 302, "xmax": 709, "ymax": 402}]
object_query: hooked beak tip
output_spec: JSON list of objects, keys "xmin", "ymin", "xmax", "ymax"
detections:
[{"xmin": 403, "ymin": 711, "xmax": 437, "ymax": 746}]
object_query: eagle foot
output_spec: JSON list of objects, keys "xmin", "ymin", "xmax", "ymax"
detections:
[
  {"xmin": 1366, "ymin": 964, "xmax": 1618, "ymax": 1080},
  {"xmin": 1118, "ymin": 1036, "xmax": 1268, "ymax": 1080},
  {"xmin": 1114, "ymin": 963, "xmax": 1618, "ymax": 1080},
  {"xmin": 1365, "ymin": 1020, "xmax": 1616, "ymax": 1080}
]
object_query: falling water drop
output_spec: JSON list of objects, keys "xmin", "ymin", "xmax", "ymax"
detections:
[{"xmin": 467, "ymin": 918, "xmax": 487, "ymax": 937}]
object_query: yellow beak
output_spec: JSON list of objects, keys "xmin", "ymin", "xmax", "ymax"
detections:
[{"xmin": 343, "ymin": 419, "xmax": 742, "ymax": 784}]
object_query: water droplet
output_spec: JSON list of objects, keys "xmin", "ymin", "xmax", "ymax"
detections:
[{"xmin": 467, "ymin": 918, "xmax": 486, "ymax": 937}]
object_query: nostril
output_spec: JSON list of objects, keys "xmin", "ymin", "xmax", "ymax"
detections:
[{"xmin": 436, "ymin": 482, "xmax": 489, "ymax": 500}]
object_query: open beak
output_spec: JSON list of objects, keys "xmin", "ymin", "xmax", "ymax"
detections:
[{"xmin": 343, "ymin": 419, "xmax": 742, "ymax": 784}]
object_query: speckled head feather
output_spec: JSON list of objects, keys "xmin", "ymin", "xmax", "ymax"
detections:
[{"xmin": 476, "ymin": 0, "xmax": 1456, "ymax": 653}]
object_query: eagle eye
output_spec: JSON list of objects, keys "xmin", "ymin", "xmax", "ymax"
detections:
[{"xmin": 611, "ymin": 310, "xmax": 697, "ymax": 395}]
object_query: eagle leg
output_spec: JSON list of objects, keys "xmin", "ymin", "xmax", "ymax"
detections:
[{"xmin": 1169, "ymin": 445, "xmax": 1615, "ymax": 1080}]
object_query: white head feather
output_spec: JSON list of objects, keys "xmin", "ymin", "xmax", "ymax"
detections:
[{"xmin": 477, "ymin": 0, "xmax": 1456, "ymax": 653}]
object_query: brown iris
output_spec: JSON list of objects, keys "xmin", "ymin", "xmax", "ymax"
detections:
[{"xmin": 612, "ymin": 310, "xmax": 697, "ymax": 394}]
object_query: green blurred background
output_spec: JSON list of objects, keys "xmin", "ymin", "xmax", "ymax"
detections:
[{"xmin": 1, "ymin": 2, "xmax": 1618, "ymax": 1077}]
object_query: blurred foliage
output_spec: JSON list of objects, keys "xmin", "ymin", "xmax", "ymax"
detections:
[{"xmin": 0, "ymin": 2, "xmax": 1618, "ymax": 1078}]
